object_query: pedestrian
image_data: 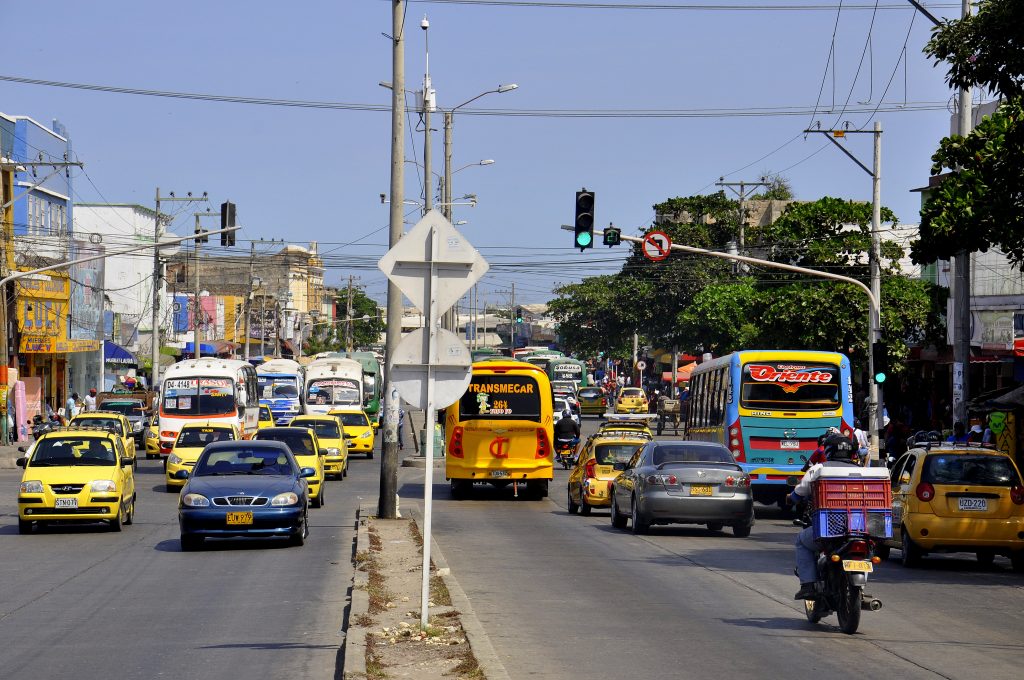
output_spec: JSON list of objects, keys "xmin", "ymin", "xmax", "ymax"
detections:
[
  {"xmin": 853, "ymin": 418, "xmax": 870, "ymax": 464},
  {"xmin": 65, "ymin": 393, "xmax": 80, "ymax": 419},
  {"xmin": 947, "ymin": 421, "xmax": 969, "ymax": 445},
  {"xmin": 398, "ymin": 408, "xmax": 405, "ymax": 450},
  {"xmin": 967, "ymin": 423, "xmax": 984, "ymax": 444},
  {"xmin": 84, "ymin": 388, "xmax": 98, "ymax": 412},
  {"xmin": 981, "ymin": 416, "xmax": 995, "ymax": 448}
]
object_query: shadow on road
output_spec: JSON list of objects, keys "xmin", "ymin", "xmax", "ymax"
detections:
[
  {"xmin": 153, "ymin": 537, "xmax": 293, "ymax": 552},
  {"xmin": 719, "ymin": 615, "xmax": 824, "ymax": 632}
]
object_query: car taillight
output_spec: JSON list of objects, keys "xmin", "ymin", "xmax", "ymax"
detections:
[
  {"xmin": 601, "ymin": 397, "xmax": 607, "ymax": 406},
  {"xmin": 535, "ymin": 428, "xmax": 550, "ymax": 458},
  {"xmin": 448, "ymin": 426, "xmax": 464, "ymax": 458},
  {"xmin": 729, "ymin": 420, "xmax": 745, "ymax": 462},
  {"xmin": 646, "ymin": 474, "xmax": 677, "ymax": 486},
  {"xmin": 585, "ymin": 459, "xmax": 597, "ymax": 479},
  {"xmin": 160, "ymin": 430, "xmax": 176, "ymax": 438},
  {"xmin": 916, "ymin": 482, "xmax": 935, "ymax": 502},
  {"xmin": 1010, "ymin": 485, "xmax": 1024, "ymax": 505}
]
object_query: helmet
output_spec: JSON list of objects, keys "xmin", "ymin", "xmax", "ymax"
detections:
[
  {"xmin": 824, "ymin": 433, "xmax": 855, "ymax": 461},
  {"xmin": 561, "ymin": 409, "xmax": 572, "ymax": 419}
]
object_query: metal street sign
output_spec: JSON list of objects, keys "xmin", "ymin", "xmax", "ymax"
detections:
[
  {"xmin": 390, "ymin": 328, "xmax": 472, "ymax": 410},
  {"xmin": 378, "ymin": 209, "xmax": 489, "ymax": 314},
  {"xmin": 635, "ymin": 360, "xmax": 647, "ymax": 371},
  {"xmin": 641, "ymin": 231, "xmax": 672, "ymax": 262}
]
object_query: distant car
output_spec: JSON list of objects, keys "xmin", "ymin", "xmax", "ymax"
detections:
[
  {"xmin": 145, "ymin": 421, "xmax": 160, "ymax": 458},
  {"xmin": 166, "ymin": 422, "xmax": 239, "ymax": 493},
  {"xmin": 598, "ymin": 415, "xmax": 654, "ymax": 439},
  {"xmin": 568, "ymin": 431, "xmax": 648, "ymax": 515},
  {"xmin": 329, "ymin": 408, "xmax": 376, "ymax": 458},
  {"xmin": 551, "ymin": 380, "xmax": 578, "ymax": 399},
  {"xmin": 258, "ymin": 405, "xmax": 275, "ymax": 430},
  {"xmin": 610, "ymin": 440, "xmax": 753, "ymax": 536},
  {"xmin": 883, "ymin": 445, "xmax": 1024, "ymax": 570},
  {"xmin": 252, "ymin": 427, "xmax": 327, "ymax": 508},
  {"xmin": 289, "ymin": 414, "xmax": 350, "ymax": 479},
  {"xmin": 69, "ymin": 411, "xmax": 138, "ymax": 466},
  {"xmin": 176, "ymin": 440, "xmax": 312, "ymax": 551},
  {"xmin": 576, "ymin": 387, "xmax": 607, "ymax": 417},
  {"xmin": 95, "ymin": 398, "xmax": 149, "ymax": 445},
  {"xmin": 553, "ymin": 398, "xmax": 581, "ymax": 427},
  {"xmin": 16, "ymin": 427, "xmax": 136, "ymax": 534},
  {"xmin": 615, "ymin": 387, "xmax": 648, "ymax": 414}
]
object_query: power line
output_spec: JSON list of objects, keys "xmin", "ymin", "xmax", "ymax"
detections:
[{"xmin": 403, "ymin": 0, "xmax": 954, "ymax": 10}]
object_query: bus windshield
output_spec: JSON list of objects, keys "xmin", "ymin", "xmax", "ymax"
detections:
[
  {"xmin": 740, "ymin": 362, "xmax": 840, "ymax": 411},
  {"xmin": 258, "ymin": 376, "xmax": 300, "ymax": 399},
  {"xmin": 307, "ymin": 378, "xmax": 360, "ymax": 406},
  {"xmin": 163, "ymin": 377, "xmax": 236, "ymax": 416},
  {"xmin": 458, "ymin": 375, "xmax": 541, "ymax": 422}
]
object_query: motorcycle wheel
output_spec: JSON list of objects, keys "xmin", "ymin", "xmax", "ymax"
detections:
[
  {"xmin": 836, "ymin": 576, "xmax": 862, "ymax": 635},
  {"xmin": 803, "ymin": 597, "xmax": 823, "ymax": 624}
]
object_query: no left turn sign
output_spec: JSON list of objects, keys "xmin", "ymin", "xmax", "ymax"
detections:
[{"xmin": 642, "ymin": 231, "xmax": 672, "ymax": 262}]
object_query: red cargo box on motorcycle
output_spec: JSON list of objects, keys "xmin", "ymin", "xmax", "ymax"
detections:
[{"xmin": 810, "ymin": 468, "xmax": 892, "ymax": 540}]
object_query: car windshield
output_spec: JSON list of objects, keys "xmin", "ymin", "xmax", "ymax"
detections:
[
  {"xmin": 578, "ymin": 388, "xmax": 602, "ymax": 399},
  {"xmin": 923, "ymin": 454, "xmax": 1021, "ymax": 487},
  {"xmin": 652, "ymin": 444, "xmax": 733, "ymax": 466},
  {"xmin": 177, "ymin": 428, "xmax": 235, "ymax": 447},
  {"xmin": 70, "ymin": 417, "xmax": 123, "ymax": 435},
  {"xmin": 101, "ymin": 401, "xmax": 145, "ymax": 416},
  {"xmin": 307, "ymin": 378, "xmax": 360, "ymax": 406},
  {"xmin": 333, "ymin": 412, "xmax": 369, "ymax": 427},
  {"xmin": 258, "ymin": 376, "xmax": 300, "ymax": 399},
  {"xmin": 30, "ymin": 438, "xmax": 116, "ymax": 466},
  {"xmin": 259, "ymin": 406, "xmax": 272, "ymax": 419},
  {"xmin": 594, "ymin": 444, "xmax": 642, "ymax": 465},
  {"xmin": 162, "ymin": 377, "xmax": 235, "ymax": 416},
  {"xmin": 255, "ymin": 431, "xmax": 317, "ymax": 456},
  {"xmin": 292, "ymin": 419, "xmax": 341, "ymax": 439},
  {"xmin": 193, "ymin": 447, "xmax": 295, "ymax": 476}
]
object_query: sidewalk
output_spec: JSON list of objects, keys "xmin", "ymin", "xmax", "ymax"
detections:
[{"xmin": 0, "ymin": 443, "xmax": 27, "ymax": 469}]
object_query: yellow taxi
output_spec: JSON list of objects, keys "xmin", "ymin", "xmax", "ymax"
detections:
[
  {"xmin": 69, "ymin": 411, "xmax": 137, "ymax": 464},
  {"xmin": 883, "ymin": 445, "xmax": 1024, "ymax": 571},
  {"xmin": 165, "ymin": 422, "xmax": 240, "ymax": 493},
  {"xmin": 258, "ymin": 404, "xmax": 275, "ymax": 429},
  {"xmin": 16, "ymin": 427, "xmax": 136, "ymax": 534},
  {"xmin": 576, "ymin": 386, "xmax": 608, "ymax": 417},
  {"xmin": 290, "ymin": 414, "xmax": 349, "ymax": 479},
  {"xmin": 329, "ymin": 408, "xmax": 375, "ymax": 459},
  {"xmin": 568, "ymin": 430, "xmax": 651, "ymax": 515},
  {"xmin": 598, "ymin": 414, "xmax": 655, "ymax": 439},
  {"xmin": 145, "ymin": 421, "xmax": 160, "ymax": 458},
  {"xmin": 253, "ymin": 427, "xmax": 327, "ymax": 507},
  {"xmin": 615, "ymin": 387, "xmax": 649, "ymax": 414}
]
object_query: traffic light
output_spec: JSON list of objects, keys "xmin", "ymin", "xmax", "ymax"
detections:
[
  {"xmin": 515, "ymin": 307, "xmax": 524, "ymax": 324},
  {"xmin": 574, "ymin": 189, "xmax": 594, "ymax": 251},
  {"xmin": 871, "ymin": 340, "xmax": 888, "ymax": 384},
  {"xmin": 603, "ymin": 223, "xmax": 621, "ymax": 247},
  {"xmin": 194, "ymin": 226, "xmax": 209, "ymax": 244},
  {"xmin": 220, "ymin": 200, "xmax": 236, "ymax": 246}
]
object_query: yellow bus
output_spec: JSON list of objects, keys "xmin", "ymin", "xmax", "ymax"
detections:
[{"xmin": 445, "ymin": 360, "xmax": 555, "ymax": 500}]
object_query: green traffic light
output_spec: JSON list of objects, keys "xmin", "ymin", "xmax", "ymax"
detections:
[
  {"xmin": 874, "ymin": 372, "xmax": 887, "ymax": 384},
  {"xmin": 576, "ymin": 232, "xmax": 593, "ymax": 247}
]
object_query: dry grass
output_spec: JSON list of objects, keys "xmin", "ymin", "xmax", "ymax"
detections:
[
  {"xmin": 353, "ymin": 613, "xmax": 374, "ymax": 628},
  {"xmin": 430, "ymin": 572, "xmax": 452, "ymax": 607},
  {"xmin": 368, "ymin": 527, "xmax": 383, "ymax": 553},
  {"xmin": 365, "ymin": 633, "xmax": 386, "ymax": 679},
  {"xmin": 408, "ymin": 519, "xmax": 424, "ymax": 548},
  {"xmin": 355, "ymin": 550, "xmax": 373, "ymax": 571},
  {"xmin": 367, "ymin": 566, "xmax": 394, "ymax": 615},
  {"xmin": 448, "ymin": 646, "xmax": 486, "ymax": 679}
]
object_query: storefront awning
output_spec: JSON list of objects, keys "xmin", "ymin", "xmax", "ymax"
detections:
[
  {"xmin": 103, "ymin": 341, "xmax": 137, "ymax": 366},
  {"xmin": 183, "ymin": 341, "xmax": 217, "ymax": 355}
]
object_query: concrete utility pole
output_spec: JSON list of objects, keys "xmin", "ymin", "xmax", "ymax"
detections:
[
  {"xmin": 193, "ymin": 236, "xmax": 202, "ymax": 359},
  {"xmin": 510, "ymin": 282, "xmax": 516, "ymax": 350},
  {"xmin": 715, "ymin": 177, "xmax": 770, "ymax": 273},
  {"xmin": 441, "ymin": 111, "xmax": 453, "ymax": 333},
  {"xmin": 346, "ymin": 275, "xmax": 355, "ymax": 352},
  {"xmin": 380, "ymin": 0, "xmax": 406, "ymax": 520},
  {"xmin": 244, "ymin": 242, "xmax": 255, "ymax": 361},
  {"xmin": 421, "ymin": 15, "xmax": 434, "ymax": 216},
  {"xmin": 952, "ymin": 0, "xmax": 973, "ymax": 426},
  {"xmin": 274, "ymin": 300, "xmax": 282, "ymax": 358}
]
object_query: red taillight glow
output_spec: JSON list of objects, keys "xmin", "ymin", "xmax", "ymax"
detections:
[
  {"xmin": 847, "ymin": 540, "xmax": 869, "ymax": 556},
  {"xmin": 585, "ymin": 459, "xmax": 597, "ymax": 479},
  {"xmin": 916, "ymin": 482, "xmax": 935, "ymax": 502},
  {"xmin": 724, "ymin": 475, "xmax": 752, "ymax": 487},
  {"xmin": 729, "ymin": 420, "xmax": 745, "ymax": 462},
  {"xmin": 1010, "ymin": 486, "xmax": 1024, "ymax": 505},
  {"xmin": 535, "ymin": 428, "xmax": 550, "ymax": 458},
  {"xmin": 160, "ymin": 430, "xmax": 176, "ymax": 438},
  {"xmin": 449, "ymin": 426, "xmax": 464, "ymax": 458}
]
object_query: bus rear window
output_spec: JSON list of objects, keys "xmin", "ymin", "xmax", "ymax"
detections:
[
  {"xmin": 459, "ymin": 375, "xmax": 542, "ymax": 422},
  {"xmin": 740, "ymin": 362, "xmax": 839, "ymax": 412}
]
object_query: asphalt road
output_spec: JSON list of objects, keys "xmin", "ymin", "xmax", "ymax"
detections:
[
  {"xmin": 0, "ymin": 448, "xmax": 382, "ymax": 679},
  {"xmin": 398, "ymin": 416, "xmax": 1024, "ymax": 680}
]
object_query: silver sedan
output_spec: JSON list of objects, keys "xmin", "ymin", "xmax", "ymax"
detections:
[{"xmin": 610, "ymin": 440, "xmax": 754, "ymax": 536}]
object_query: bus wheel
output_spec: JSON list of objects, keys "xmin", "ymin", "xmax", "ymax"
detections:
[
  {"xmin": 527, "ymin": 480, "xmax": 548, "ymax": 500},
  {"xmin": 450, "ymin": 480, "xmax": 471, "ymax": 500}
]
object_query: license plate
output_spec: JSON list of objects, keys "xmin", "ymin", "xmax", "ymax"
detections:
[
  {"xmin": 780, "ymin": 440, "xmax": 799, "ymax": 449},
  {"xmin": 490, "ymin": 470, "xmax": 509, "ymax": 478},
  {"xmin": 689, "ymin": 484, "xmax": 713, "ymax": 496},
  {"xmin": 54, "ymin": 497, "xmax": 78, "ymax": 509},
  {"xmin": 958, "ymin": 497, "xmax": 988, "ymax": 512},
  {"xmin": 226, "ymin": 511, "xmax": 253, "ymax": 525},
  {"xmin": 842, "ymin": 560, "xmax": 873, "ymax": 573}
]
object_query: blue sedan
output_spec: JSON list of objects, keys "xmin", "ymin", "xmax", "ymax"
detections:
[{"xmin": 176, "ymin": 440, "xmax": 315, "ymax": 551}]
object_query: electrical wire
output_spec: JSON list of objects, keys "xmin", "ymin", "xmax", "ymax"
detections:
[
  {"xmin": 829, "ymin": 0, "xmax": 880, "ymax": 129},
  {"xmin": 402, "ymin": 0, "xmax": 954, "ymax": 10}
]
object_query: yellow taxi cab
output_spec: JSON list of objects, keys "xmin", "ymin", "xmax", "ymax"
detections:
[
  {"xmin": 598, "ymin": 414, "xmax": 655, "ymax": 439},
  {"xmin": 329, "ymin": 408, "xmax": 375, "ymax": 459},
  {"xmin": 258, "ymin": 404, "xmax": 275, "ymax": 429},
  {"xmin": 145, "ymin": 421, "xmax": 160, "ymax": 458},
  {"xmin": 253, "ymin": 426, "xmax": 327, "ymax": 507},
  {"xmin": 576, "ymin": 386, "xmax": 608, "ymax": 417},
  {"xmin": 16, "ymin": 426, "xmax": 136, "ymax": 534},
  {"xmin": 69, "ymin": 411, "xmax": 137, "ymax": 464},
  {"xmin": 165, "ymin": 422, "xmax": 240, "ymax": 492},
  {"xmin": 615, "ymin": 387, "xmax": 649, "ymax": 414},
  {"xmin": 883, "ymin": 445, "xmax": 1024, "ymax": 570},
  {"xmin": 290, "ymin": 414, "xmax": 349, "ymax": 479},
  {"xmin": 568, "ymin": 430, "xmax": 651, "ymax": 515}
]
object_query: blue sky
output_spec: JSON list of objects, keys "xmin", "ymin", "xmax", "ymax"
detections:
[{"xmin": 1, "ymin": 1, "xmax": 965, "ymax": 306}]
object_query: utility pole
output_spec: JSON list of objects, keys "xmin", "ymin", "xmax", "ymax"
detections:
[
  {"xmin": 152, "ymin": 188, "xmax": 205, "ymax": 391},
  {"xmin": 274, "ymin": 300, "xmax": 282, "ymax": 358},
  {"xmin": 952, "ymin": 0, "xmax": 973, "ymax": 426},
  {"xmin": 716, "ymin": 177, "xmax": 770, "ymax": 274},
  {"xmin": 510, "ymin": 282, "xmax": 516, "ymax": 350},
  {"xmin": 421, "ymin": 15, "xmax": 434, "ymax": 217},
  {"xmin": 194, "ymin": 235, "xmax": 202, "ymax": 359},
  {"xmin": 380, "ymin": 0, "xmax": 406, "ymax": 520},
  {"xmin": 244, "ymin": 242, "xmax": 255, "ymax": 361},
  {"xmin": 441, "ymin": 111, "xmax": 454, "ymax": 333},
  {"xmin": 346, "ymin": 275, "xmax": 355, "ymax": 352}
]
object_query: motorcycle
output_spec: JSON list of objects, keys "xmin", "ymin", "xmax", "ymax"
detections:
[
  {"xmin": 802, "ymin": 534, "xmax": 884, "ymax": 634},
  {"xmin": 31, "ymin": 414, "xmax": 60, "ymax": 440},
  {"xmin": 555, "ymin": 437, "xmax": 578, "ymax": 469}
]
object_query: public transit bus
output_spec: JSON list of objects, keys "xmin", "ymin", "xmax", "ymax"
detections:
[
  {"xmin": 444, "ymin": 360, "xmax": 555, "ymax": 500},
  {"xmin": 304, "ymin": 357, "xmax": 363, "ymax": 415},
  {"xmin": 158, "ymin": 358, "xmax": 260, "ymax": 456},
  {"xmin": 256, "ymin": 358, "xmax": 305, "ymax": 425},
  {"xmin": 548, "ymin": 358, "xmax": 589, "ymax": 387},
  {"xmin": 337, "ymin": 351, "xmax": 383, "ymax": 420},
  {"xmin": 471, "ymin": 347, "xmax": 500, "ymax": 362},
  {"xmin": 685, "ymin": 350, "xmax": 853, "ymax": 508}
]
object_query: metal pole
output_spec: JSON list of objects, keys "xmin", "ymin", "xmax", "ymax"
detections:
[
  {"xmin": 510, "ymin": 282, "xmax": 515, "ymax": 350},
  {"xmin": 380, "ymin": 0, "xmax": 405, "ymax": 520},
  {"xmin": 193, "ymin": 231, "xmax": 201, "ymax": 360},
  {"xmin": 952, "ymin": 0, "xmax": 973, "ymax": 427},
  {"xmin": 275, "ymin": 300, "xmax": 281, "ymax": 357},
  {"xmin": 441, "ymin": 111, "xmax": 453, "ymax": 332},
  {"xmin": 419, "ymin": 219, "xmax": 439, "ymax": 629},
  {"xmin": 244, "ymin": 242, "xmax": 255, "ymax": 361},
  {"xmin": 422, "ymin": 25, "xmax": 432, "ymax": 216},
  {"xmin": 152, "ymin": 189, "xmax": 161, "ymax": 390},
  {"xmin": 868, "ymin": 121, "xmax": 883, "ymax": 461}
]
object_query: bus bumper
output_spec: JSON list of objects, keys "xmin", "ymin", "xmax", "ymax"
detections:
[{"xmin": 445, "ymin": 462, "xmax": 553, "ymax": 481}]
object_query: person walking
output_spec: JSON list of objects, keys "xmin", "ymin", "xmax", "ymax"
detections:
[
  {"xmin": 853, "ymin": 419, "xmax": 870, "ymax": 464},
  {"xmin": 65, "ymin": 393, "xmax": 80, "ymax": 419},
  {"xmin": 84, "ymin": 388, "xmax": 98, "ymax": 412}
]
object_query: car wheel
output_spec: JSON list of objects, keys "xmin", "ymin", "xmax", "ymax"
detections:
[
  {"xmin": 1011, "ymin": 551, "xmax": 1024, "ymax": 573},
  {"xmin": 874, "ymin": 543, "xmax": 891, "ymax": 561},
  {"xmin": 707, "ymin": 523, "xmax": 724, "ymax": 532},
  {"xmin": 579, "ymin": 495, "xmax": 592, "ymax": 516},
  {"xmin": 109, "ymin": 507, "xmax": 123, "ymax": 533},
  {"xmin": 732, "ymin": 524, "xmax": 751, "ymax": 538},
  {"xmin": 630, "ymin": 496, "xmax": 650, "ymax": 535},
  {"xmin": 610, "ymin": 494, "xmax": 628, "ymax": 529},
  {"xmin": 367, "ymin": 451, "xmax": 374, "ymax": 460},
  {"xmin": 567, "ymin": 487, "xmax": 579, "ymax": 515},
  {"xmin": 180, "ymin": 534, "xmax": 203, "ymax": 552},
  {"xmin": 18, "ymin": 520, "xmax": 32, "ymax": 535},
  {"xmin": 901, "ymin": 527, "xmax": 923, "ymax": 567},
  {"xmin": 290, "ymin": 513, "xmax": 308, "ymax": 547},
  {"xmin": 976, "ymin": 549, "xmax": 996, "ymax": 566},
  {"xmin": 343, "ymin": 462, "xmax": 349, "ymax": 478},
  {"xmin": 311, "ymin": 490, "xmax": 323, "ymax": 509},
  {"xmin": 124, "ymin": 496, "xmax": 135, "ymax": 526}
]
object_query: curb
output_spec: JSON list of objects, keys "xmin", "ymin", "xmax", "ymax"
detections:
[
  {"xmin": 342, "ymin": 504, "xmax": 371, "ymax": 680},
  {"xmin": 400, "ymin": 456, "xmax": 444, "ymax": 469},
  {"xmin": 408, "ymin": 503, "xmax": 511, "ymax": 680}
]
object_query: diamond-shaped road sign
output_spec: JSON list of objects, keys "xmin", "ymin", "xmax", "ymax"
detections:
[{"xmin": 378, "ymin": 209, "xmax": 489, "ymax": 315}]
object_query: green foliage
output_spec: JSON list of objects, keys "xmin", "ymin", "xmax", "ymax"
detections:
[
  {"xmin": 302, "ymin": 286, "xmax": 384, "ymax": 355},
  {"xmin": 750, "ymin": 175, "xmax": 794, "ymax": 201}
]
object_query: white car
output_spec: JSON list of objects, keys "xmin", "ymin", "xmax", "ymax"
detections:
[{"xmin": 554, "ymin": 398, "xmax": 581, "ymax": 426}]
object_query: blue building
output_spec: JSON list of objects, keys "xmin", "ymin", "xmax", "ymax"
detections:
[{"xmin": 10, "ymin": 116, "xmax": 73, "ymax": 263}]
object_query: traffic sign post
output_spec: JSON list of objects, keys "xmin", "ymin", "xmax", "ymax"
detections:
[
  {"xmin": 378, "ymin": 209, "xmax": 488, "ymax": 629},
  {"xmin": 641, "ymin": 231, "xmax": 672, "ymax": 262}
]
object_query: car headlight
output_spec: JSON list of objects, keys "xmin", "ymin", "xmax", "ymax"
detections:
[
  {"xmin": 360, "ymin": 430, "xmax": 372, "ymax": 439},
  {"xmin": 20, "ymin": 480, "xmax": 43, "ymax": 493},
  {"xmin": 133, "ymin": 421, "xmax": 143, "ymax": 432},
  {"xmin": 326, "ymin": 447, "xmax": 340, "ymax": 456},
  {"xmin": 90, "ymin": 480, "xmax": 117, "ymax": 492},
  {"xmin": 271, "ymin": 492, "xmax": 299, "ymax": 506},
  {"xmin": 168, "ymin": 453, "xmax": 183, "ymax": 465},
  {"xmin": 182, "ymin": 493, "xmax": 210, "ymax": 507}
]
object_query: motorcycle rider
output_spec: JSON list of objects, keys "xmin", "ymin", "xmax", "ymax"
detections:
[
  {"xmin": 554, "ymin": 409, "xmax": 580, "ymax": 449},
  {"xmin": 789, "ymin": 432, "xmax": 861, "ymax": 600}
]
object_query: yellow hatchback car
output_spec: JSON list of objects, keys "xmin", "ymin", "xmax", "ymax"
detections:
[
  {"xmin": 166, "ymin": 422, "xmax": 240, "ymax": 492},
  {"xmin": 568, "ymin": 432, "xmax": 650, "ymax": 515},
  {"xmin": 883, "ymin": 445, "xmax": 1024, "ymax": 570},
  {"xmin": 576, "ymin": 386, "xmax": 608, "ymax": 417},
  {"xmin": 253, "ymin": 427, "xmax": 327, "ymax": 508},
  {"xmin": 615, "ymin": 387, "xmax": 649, "ymax": 414},
  {"xmin": 598, "ymin": 415, "xmax": 655, "ymax": 439},
  {"xmin": 329, "ymin": 408, "xmax": 375, "ymax": 459},
  {"xmin": 69, "ymin": 411, "xmax": 137, "ymax": 464},
  {"xmin": 16, "ymin": 428, "xmax": 136, "ymax": 534},
  {"xmin": 290, "ymin": 415, "xmax": 349, "ymax": 479},
  {"xmin": 145, "ymin": 422, "xmax": 160, "ymax": 458},
  {"xmin": 258, "ymin": 405, "xmax": 275, "ymax": 429}
]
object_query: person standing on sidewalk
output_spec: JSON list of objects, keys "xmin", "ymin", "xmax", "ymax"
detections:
[{"xmin": 84, "ymin": 389, "xmax": 98, "ymax": 412}]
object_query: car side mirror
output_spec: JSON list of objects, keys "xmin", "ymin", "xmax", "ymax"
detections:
[
  {"xmin": 300, "ymin": 467, "xmax": 316, "ymax": 478},
  {"xmin": 16, "ymin": 457, "xmax": 27, "ymax": 468},
  {"xmin": 173, "ymin": 469, "xmax": 189, "ymax": 480},
  {"xmin": 899, "ymin": 472, "xmax": 911, "ymax": 485},
  {"xmin": 143, "ymin": 420, "xmax": 150, "ymax": 427},
  {"xmin": 372, "ymin": 421, "xmax": 379, "ymax": 429},
  {"xmin": 17, "ymin": 445, "xmax": 26, "ymax": 453},
  {"xmin": 121, "ymin": 457, "xmax": 134, "ymax": 467}
]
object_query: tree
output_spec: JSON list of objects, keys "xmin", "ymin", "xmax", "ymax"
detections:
[
  {"xmin": 913, "ymin": 0, "xmax": 1024, "ymax": 267},
  {"xmin": 302, "ymin": 286, "xmax": 384, "ymax": 355}
]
